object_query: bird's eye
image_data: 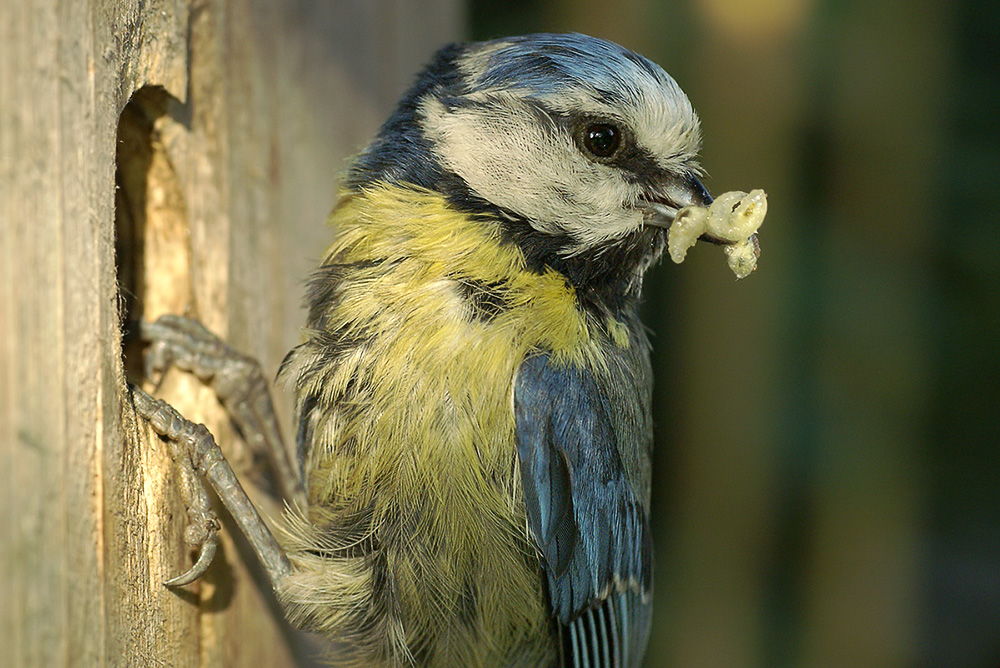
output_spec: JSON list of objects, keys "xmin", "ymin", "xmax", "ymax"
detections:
[{"xmin": 580, "ymin": 123, "xmax": 622, "ymax": 160}]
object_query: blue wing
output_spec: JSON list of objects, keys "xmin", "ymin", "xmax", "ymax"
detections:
[{"xmin": 514, "ymin": 353, "xmax": 652, "ymax": 668}]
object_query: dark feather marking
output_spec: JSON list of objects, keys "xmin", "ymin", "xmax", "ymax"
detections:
[
  {"xmin": 457, "ymin": 573, "xmax": 479, "ymax": 627},
  {"xmin": 606, "ymin": 601, "xmax": 621, "ymax": 668},
  {"xmin": 584, "ymin": 611, "xmax": 597, "ymax": 666},
  {"xmin": 454, "ymin": 277, "xmax": 510, "ymax": 322},
  {"xmin": 281, "ymin": 255, "xmax": 381, "ymax": 466},
  {"xmin": 294, "ymin": 391, "xmax": 320, "ymax": 470},
  {"xmin": 307, "ymin": 505, "xmax": 378, "ymax": 559},
  {"xmin": 304, "ymin": 259, "xmax": 382, "ymax": 332},
  {"xmin": 365, "ymin": 548, "xmax": 395, "ymax": 631},
  {"xmin": 578, "ymin": 619, "xmax": 591, "ymax": 667},
  {"xmin": 594, "ymin": 605, "xmax": 610, "ymax": 668},
  {"xmin": 496, "ymin": 215, "xmax": 666, "ymax": 311}
]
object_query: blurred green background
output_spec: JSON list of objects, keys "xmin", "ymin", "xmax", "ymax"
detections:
[{"xmin": 469, "ymin": 1, "xmax": 1000, "ymax": 667}]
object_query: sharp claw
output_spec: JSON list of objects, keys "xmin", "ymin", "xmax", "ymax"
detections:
[
  {"xmin": 132, "ymin": 384, "xmax": 222, "ymax": 588},
  {"xmin": 164, "ymin": 529, "xmax": 219, "ymax": 587},
  {"xmin": 131, "ymin": 317, "xmax": 296, "ymax": 593}
]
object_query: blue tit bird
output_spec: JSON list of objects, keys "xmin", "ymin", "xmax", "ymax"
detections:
[{"xmin": 272, "ymin": 32, "xmax": 713, "ymax": 668}]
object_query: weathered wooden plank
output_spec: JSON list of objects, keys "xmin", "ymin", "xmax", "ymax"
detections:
[{"xmin": 0, "ymin": 1, "xmax": 463, "ymax": 666}]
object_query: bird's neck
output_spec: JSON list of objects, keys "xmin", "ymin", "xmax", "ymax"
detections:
[
  {"xmin": 495, "ymin": 217, "xmax": 665, "ymax": 318},
  {"xmin": 432, "ymin": 173, "xmax": 665, "ymax": 316},
  {"xmin": 326, "ymin": 184, "xmax": 658, "ymax": 329}
]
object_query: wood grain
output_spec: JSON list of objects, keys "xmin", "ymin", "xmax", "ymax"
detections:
[{"xmin": 0, "ymin": 1, "xmax": 462, "ymax": 665}]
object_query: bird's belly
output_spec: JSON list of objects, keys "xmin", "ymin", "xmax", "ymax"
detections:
[{"xmin": 289, "ymin": 334, "xmax": 558, "ymax": 665}]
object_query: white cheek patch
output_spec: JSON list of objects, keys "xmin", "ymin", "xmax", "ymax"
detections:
[{"xmin": 419, "ymin": 95, "xmax": 644, "ymax": 249}]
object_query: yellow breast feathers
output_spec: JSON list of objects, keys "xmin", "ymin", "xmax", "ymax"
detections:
[{"xmin": 277, "ymin": 184, "xmax": 620, "ymax": 666}]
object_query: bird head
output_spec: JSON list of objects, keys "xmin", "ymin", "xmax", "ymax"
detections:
[{"xmin": 348, "ymin": 33, "xmax": 713, "ymax": 295}]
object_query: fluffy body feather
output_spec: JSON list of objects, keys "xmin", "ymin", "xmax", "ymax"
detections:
[
  {"xmin": 276, "ymin": 33, "xmax": 708, "ymax": 667},
  {"xmin": 278, "ymin": 186, "xmax": 650, "ymax": 666}
]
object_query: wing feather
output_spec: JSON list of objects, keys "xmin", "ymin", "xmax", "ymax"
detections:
[{"xmin": 514, "ymin": 353, "xmax": 652, "ymax": 668}]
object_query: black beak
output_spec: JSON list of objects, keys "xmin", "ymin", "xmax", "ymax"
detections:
[
  {"xmin": 637, "ymin": 173, "xmax": 712, "ymax": 228},
  {"xmin": 688, "ymin": 174, "xmax": 713, "ymax": 208}
]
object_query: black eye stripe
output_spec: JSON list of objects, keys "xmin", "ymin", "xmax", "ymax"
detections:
[
  {"xmin": 569, "ymin": 115, "xmax": 675, "ymax": 187},
  {"xmin": 465, "ymin": 102, "xmax": 687, "ymax": 193}
]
